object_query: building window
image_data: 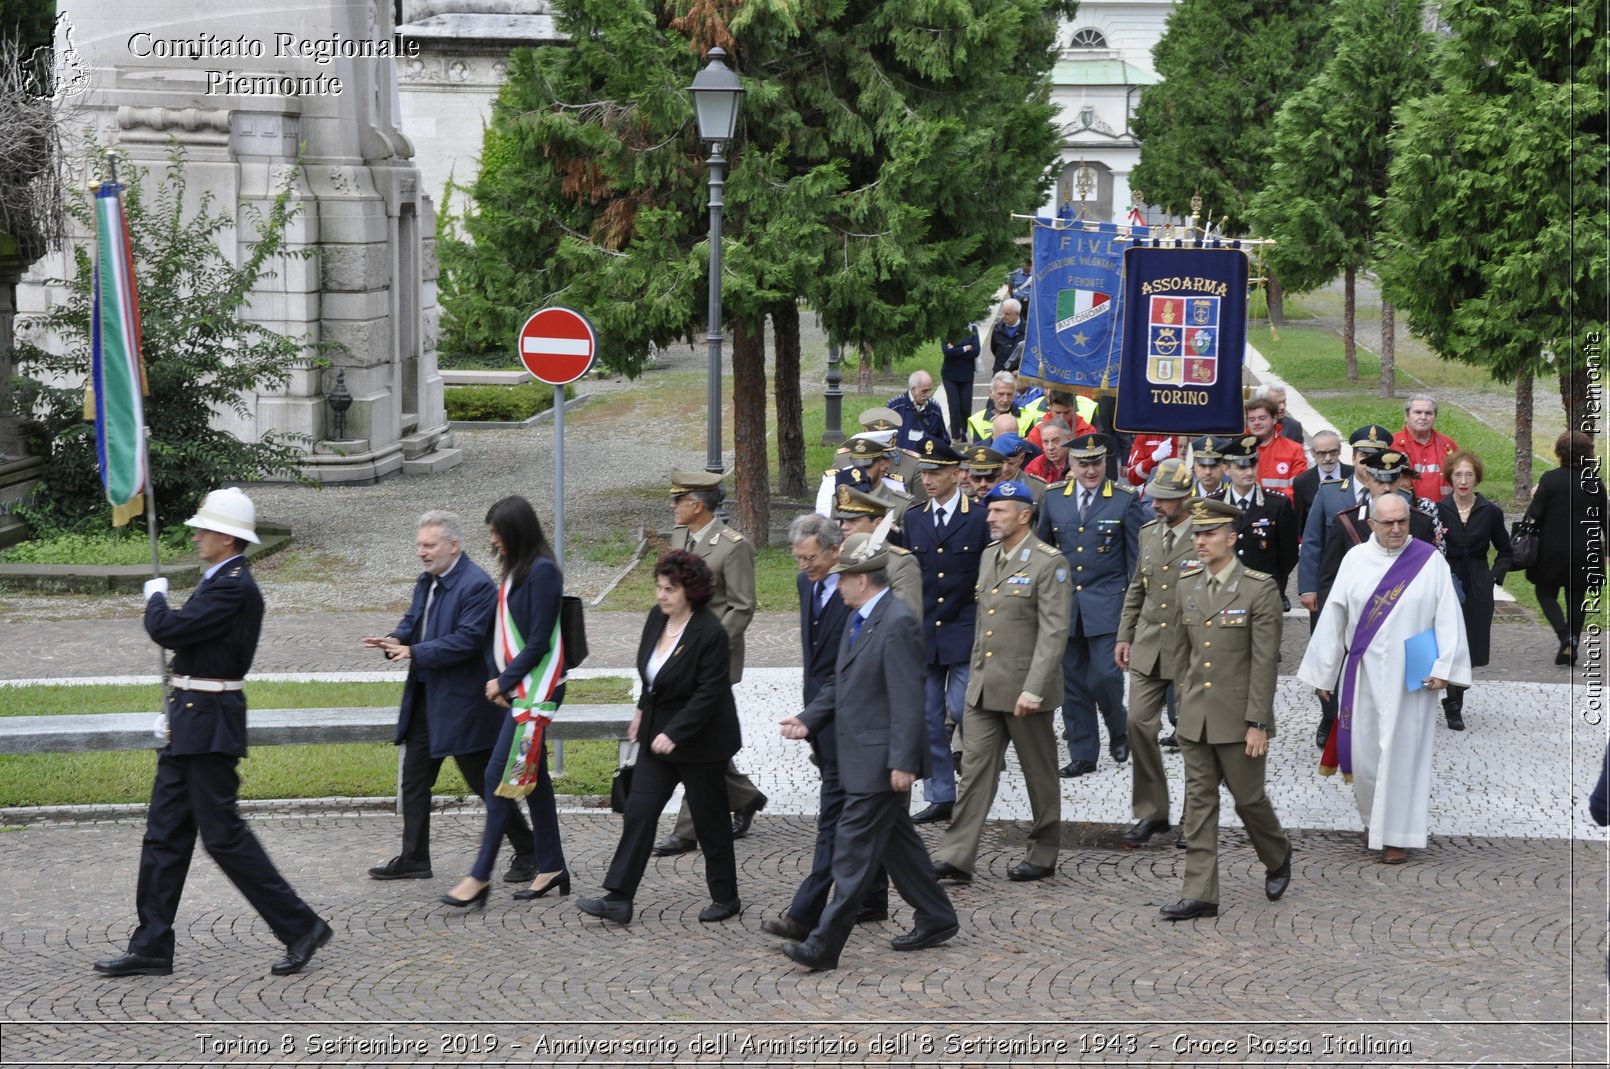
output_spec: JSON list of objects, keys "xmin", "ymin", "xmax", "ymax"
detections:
[{"xmin": 1069, "ymin": 28, "xmax": 1108, "ymax": 49}]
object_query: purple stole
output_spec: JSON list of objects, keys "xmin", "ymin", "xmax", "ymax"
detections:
[{"xmin": 1319, "ymin": 538, "xmax": 1435, "ymax": 780}]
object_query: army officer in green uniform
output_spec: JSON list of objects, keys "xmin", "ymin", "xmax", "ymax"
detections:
[{"xmin": 1161, "ymin": 498, "xmax": 1293, "ymax": 920}]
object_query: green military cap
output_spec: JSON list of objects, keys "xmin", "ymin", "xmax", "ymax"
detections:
[
  {"xmin": 832, "ymin": 485, "xmax": 893, "ymax": 518},
  {"xmin": 859, "ymin": 407, "xmax": 902, "ymax": 432},
  {"xmin": 832, "ymin": 531, "xmax": 889, "ymax": 575},
  {"xmin": 670, "ymin": 469, "xmax": 724, "ymax": 495},
  {"xmin": 1189, "ymin": 497, "xmax": 1245, "ymax": 532},
  {"xmin": 844, "ymin": 435, "xmax": 895, "ymax": 464},
  {"xmin": 1066, "ymin": 432, "xmax": 1113, "ymax": 460},
  {"xmin": 965, "ymin": 445, "xmax": 1006, "ymax": 473},
  {"xmin": 1191, "ymin": 435, "xmax": 1226, "ymax": 462},
  {"xmin": 1147, "ymin": 457, "xmax": 1195, "ymax": 499}
]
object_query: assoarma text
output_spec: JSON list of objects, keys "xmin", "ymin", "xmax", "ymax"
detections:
[
  {"xmin": 1140, "ymin": 277, "xmax": 1230, "ymax": 297},
  {"xmin": 128, "ymin": 32, "xmax": 418, "ymax": 64}
]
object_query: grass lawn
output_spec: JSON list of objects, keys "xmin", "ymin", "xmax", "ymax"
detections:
[
  {"xmin": 0, "ymin": 677, "xmax": 632, "ymax": 807},
  {"xmin": 599, "ymin": 540, "xmax": 801, "ymax": 613}
]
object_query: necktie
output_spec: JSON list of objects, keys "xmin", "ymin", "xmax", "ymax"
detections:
[
  {"xmin": 935, "ymin": 506, "xmax": 947, "ymax": 530},
  {"xmin": 812, "ymin": 580, "xmax": 825, "ymax": 620},
  {"xmin": 1079, "ymin": 490, "xmax": 1092, "ymax": 521},
  {"xmin": 848, "ymin": 612, "xmax": 865, "ymax": 647},
  {"xmin": 1358, "ymin": 489, "xmax": 1369, "ymax": 508},
  {"xmin": 421, "ymin": 578, "xmax": 441, "ymax": 640},
  {"xmin": 1162, "ymin": 529, "xmax": 1175, "ymax": 556}
]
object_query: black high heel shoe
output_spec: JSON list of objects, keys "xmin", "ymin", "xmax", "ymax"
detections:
[
  {"xmin": 512, "ymin": 871, "xmax": 570, "ymax": 901},
  {"xmin": 439, "ymin": 884, "xmax": 490, "ymax": 910}
]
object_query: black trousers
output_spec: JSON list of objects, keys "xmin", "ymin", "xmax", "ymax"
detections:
[
  {"xmin": 129, "ymin": 751, "xmax": 321, "ymax": 959},
  {"xmin": 399, "ymin": 692, "xmax": 532, "ymax": 866},
  {"xmin": 787, "ymin": 737, "xmax": 888, "ymax": 925},
  {"xmin": 1310, "ymin": 610, "xmax": 1340, "ymax": 731},
  {"xmin": 606, "ymin": 750, "xmax": 736, "ymax": 903},
  {"xmin": 941, "ymin": 375, "xmax": 972, "ymax": 444}
]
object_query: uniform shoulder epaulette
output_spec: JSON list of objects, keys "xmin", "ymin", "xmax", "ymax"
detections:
[
  {"xmin": 823, "ymin": 466, "xmax": 841, "ymax": 477},
  {"xmin": 1180, "ymin": 565, "xmax": 1205, "ymax": 577},
  {"xmin": 727, "ymin": 529, "xmax": 745, "ymax": 543},
  {"xmin": 1033, "ymin": 541, "xmax": 1059, "ymax": 556},
  {"xmin": 1243, "ymin": 568, "xmax": 1273, "ymax": 583},
  {"xmin": 887, "ymin": 545, "xmax": 912, "ymax": 556},
  {"xmin": 1049, "ymin": 479, "xmax": 1071, "ymax": 493},
  {"xmin": 226, "ymin": 566, "xmax": 243, "ymax": 578},
  {"xmin": 1115, "ymin": 483, "xmax": 1136, "ymax": 494},
  {"xmin": 1140, "ymin": 517, "xmax": 1159, "ymax": 529}
]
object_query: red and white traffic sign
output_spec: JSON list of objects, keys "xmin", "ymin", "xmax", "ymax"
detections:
[{"xmin": 517, "ymin": 306, "xmax": 597, "ymax": 385}]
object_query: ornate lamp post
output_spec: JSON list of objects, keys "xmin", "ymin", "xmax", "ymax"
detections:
[{"xmin": 688, "ymin": 48, "xmax": 744, "ymax": 478}]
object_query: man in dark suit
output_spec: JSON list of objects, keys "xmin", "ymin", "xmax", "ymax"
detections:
[
  {"xmin": 760, "ymin": 514, "xmax": 889, "ymax": 939},
  {"xmin": 95, "ymin": 488, "xmax": 331, "ymax": 979},
  {"xmin": 361, "ymin": 510, "xmax": 535, "ymax": 883},
  {"xmin": 779, "ymin": 534, "xmax": 960, "ymax": 971},
  {"xmin": 1290, "ymin": 429, "xmax": 1351, "ymax": 534}
]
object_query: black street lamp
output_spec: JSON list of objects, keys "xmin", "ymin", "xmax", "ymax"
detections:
[{"xmin": 688, "ymin": 47, "xmax": 744, "ymax": 479}]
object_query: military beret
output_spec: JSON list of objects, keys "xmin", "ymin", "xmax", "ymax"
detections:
[
  {"xmin": 670, "ymin": 469, "xmax": 723, "ymax": 495},
  {"xmin": 1191, "ymin": 435, "xmax": 1226, "ymax": 462},
  {"xmin": 1188, "ymin": 496, "xmax": 1245, "ymax": 531},
  {"xmin": 991, "ymin": 432, "xmax": 1033, "ymax": 459},
  {"xmin": 984, "ymin": 479, "xmax": 1034, "ymax": 505},
  {"xmin": 914, "ymin": 436, "xmax": 963, "ymax": 469},
  {"xmin": 965, "ymin": 445, "xmax": 1006, "ymax": 473},
  {"xmin": 1350, "ymin": 424, "xmax": 1394, "ymax": 452},
  {"xmin": 1066, "ymin": 432, "xmax": 1113, "ymax": 460},
  {"xmin": 858, "ymin": 407, "xmax": 902, "ymax": 432},
  {"xmin": 832, "ymin": 531, "xmax": 889, "ymax": 575},
  {"xmin": 1147, "ymin": 457, "xmax": 1196, "ymax": 499}
]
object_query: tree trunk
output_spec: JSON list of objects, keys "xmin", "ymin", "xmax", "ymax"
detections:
[
  {"xmin": 771, "ymin": 300, "xmax": 807, "ymax": 497},
  {"xmin": 730, "ymin": 318, "xmax": 771, "ymax": 546},
  {"xmin": 1559, "ymin": 362, "xmax": 1596, "ymax": 437},
  {"xmin": 1379, "ymin": 299, "xmax": 1396, "ymax": 398},
  {"xmin": 1266, "ymin": 275, "xmax": 1286, "ymax": 326},
  {"xmin": 1343, "ymin": 266, "xmax": 1358, "ymax": 382},
  {"xmin": 857, "ymin": 340, "xmax": 874, "ymax": 394},
  {"xmin": 1515, "ymin": 362, "xmax": 1535, "ymax": 503}
]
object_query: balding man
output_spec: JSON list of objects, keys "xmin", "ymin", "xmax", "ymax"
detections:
[{"xmin": 888, "ymin": 370, "xmax": 950, "ymax": 446}]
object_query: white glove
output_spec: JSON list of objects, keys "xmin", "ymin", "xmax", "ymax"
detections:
[
  {"xmin": 1150, "ymin": 438, "xmax": 1173, "ymax": 462},
  {"xmin": 143, "ymin": 578, "xmax": 170, "ymax": 602}
]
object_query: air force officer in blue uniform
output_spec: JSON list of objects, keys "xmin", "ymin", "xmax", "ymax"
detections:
[{"xmin": 1036, "ymin": 434, "xmax": 1144, "ymax": 776}]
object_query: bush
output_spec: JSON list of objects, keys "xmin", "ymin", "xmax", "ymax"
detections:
[
  {"xmin": 444, "ymin": 381, "xmax": 573, "ymax": 422},
  {"xmin": 0, "ymin": 525, "xmax": 192, "ymax": 565}
]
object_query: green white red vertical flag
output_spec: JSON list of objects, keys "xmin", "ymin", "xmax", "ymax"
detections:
[{"xmin": 89, "ymin": 179, "xmax": 149, "ymax": 527}]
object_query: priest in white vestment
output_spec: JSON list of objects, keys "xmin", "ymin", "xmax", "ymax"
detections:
[{"xmin": 1297, "ymin": 493, "xmax": 1470, "ymax": 862}]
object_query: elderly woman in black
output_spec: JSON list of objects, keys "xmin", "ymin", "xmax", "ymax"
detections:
[
  {"xmin": 577, "ymin": 550, "xmax": 742, "ymax": 925},
  {"xmin": 1435, "ymin": 451, "xmax": 1512, "ymax": 731},
  {"xmin": 1525, "ymin": 431, "xmax": 1606, "ymax": 666}
]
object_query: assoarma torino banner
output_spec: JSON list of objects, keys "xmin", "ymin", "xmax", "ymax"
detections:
[
  {"xmin": 1114, "ymin": 245, "xmax": 1250, "ymax": 435},
  {"xmin": 1023, "ymin": 220, "xmax": 1148, "ymax": 392}
]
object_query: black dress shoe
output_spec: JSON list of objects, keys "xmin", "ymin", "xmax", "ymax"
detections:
[
  {"xmin": 1007, "ymin": 860, "xmax": 1054, "ymax": 882},
  {"xmin": 1159, "ymin": 898, "xmax": 1218, "ymax": 921},
  {"xmin": 912, "ymin": 801, "xmax": 953, "ymax": 824},
  {"xmin": 93, "ymin": 952, "xmax": 172, "ymax": 978},
  {"xmin": 511, "ymin": 871, "xmax": 570, "ymax": 900},
  {"xmin": 698, "ymin": 898, "xmax": 742, "ymax": 922},
  {"xmin": 1059, "ymin": 759, "xmax": 1098, "ymax": 778},
  {"xmin": 1122, "ymin": 818, "xmax": 1171, "ymax": 846},
  {"xmin": 781, "ymin": 941, "xmax": 838, "ymax": 971},
  {"xmin": 855, "ymin": 902, "xmax": 889, "ymax": 924},
  {"xmin": 891, "ymin": 921, "xmax": 960, "ymax": 951},
  {"xmin": 577, "ymin": 897, "xmax": 633, "ymax": 925},
  {"xmin": 652, "ymin": 835, "xmax": 697, "ymax": 857},
  {"xmin": 1265, "ymin": 847, "xmax": 1293, "ymax": 902},
  {"xmin": 1557, "ymin": 642, "xmax": 1572, "ymax": 666},
  {"xmin": 1110, "ymin": 737, "xmax": 1130, "ymax": 763},
  {"xmin": 503, "ymin": 852, "xmax": 537, "ymax": 883},
  {"xmin": 368, "ymin": 855, "xmax": 432, "ymax": 880},
  {"xmin": 931, "ymin": 860, "xmax": 972, "ymax": 882},
  {"xmin": 270, "ymin": 919, "xmax": 333, "ymax": 976},
  {"xmin": 1159, "ymin": 732, "xmax": 1179, "ymax": 749},
  {"xmin": 1445, "ymin": 711, "xmax": 1466, "ymax": 731},
  {"xmin": 732, "ymin": 794, "xmax": 768, "ymax": 838},
  {"xmin": 761, "ymin": 915, "xmax": 812, "ymax": 941},
  {"xmin": 1316, "ymin": 723, "xmax": 1331, "ymax": 750},
  {"xmin": 438, "ymin": 884, "xmax": 489, "ymax": 910},
  {"xmin": 1174, "ymin": 830, "xmax": 1187, "ymax": 849}
]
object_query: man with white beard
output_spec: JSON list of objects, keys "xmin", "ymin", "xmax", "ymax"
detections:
[{"xmin": 1297, "ymin": 493, "xmax": 1470, "ymax": 864}]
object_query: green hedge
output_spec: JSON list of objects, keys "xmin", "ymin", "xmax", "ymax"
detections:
[
  {"xmin": 0, "ymin": 526, "xmax": 193, "ymax": 565},
  {"xmin": 444, "ymin": 382, "xmax": 575, "ymax": 422}
]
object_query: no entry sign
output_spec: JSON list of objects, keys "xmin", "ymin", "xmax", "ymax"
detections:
[{"xmin": 517, "ymin": 307, "xmax": 597, "ymax": 385}]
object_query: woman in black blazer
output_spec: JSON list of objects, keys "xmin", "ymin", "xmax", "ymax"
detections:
[
  {"xmin": 1526, "ymin": 431, "xmax": 1606, "ymax": 665},
  {"xmin": 577, "ymin": 550, "xmax": 743, "ymax": 926},
  {"xmin": 1435, "ymin": 451, "xmax": 1513, "ymax": 730}
]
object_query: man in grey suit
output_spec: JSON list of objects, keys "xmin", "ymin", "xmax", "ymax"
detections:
[{"xmin": 778, "ymin": 533, "xmax": 960, "ymax": 971}]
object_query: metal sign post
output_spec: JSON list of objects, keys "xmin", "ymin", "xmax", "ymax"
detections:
[{"xmin": 517, "ymin": 307, "xmax": 598, "ymax": 569}]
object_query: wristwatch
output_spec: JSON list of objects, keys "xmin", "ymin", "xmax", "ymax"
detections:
[{"xmin": 1249, "ymin": 721, "xmax": 1269, "ymax": 732}]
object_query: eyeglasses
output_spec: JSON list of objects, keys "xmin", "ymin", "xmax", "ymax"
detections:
[
  {"xmin": 1370, "ymin": 518, "xmax": 1410, "ymax": 528},
  {"xmin": 1314, "ymin": 449, "xmax": 1341, "ymax": 459},
  {"xmin": 968, "ymin": 473, "xmax": 997, "ymax": 483},
  {"xmin": 792, "ymin": 550, "xmax": 820, "ymax": 567}
]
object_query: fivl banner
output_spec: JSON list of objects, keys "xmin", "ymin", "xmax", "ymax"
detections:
[
  {"xmin": 1114, "ymin": 245, "xmax": 1249, "ymax": 434},
  {"xmin": 1022, "ymin": 220, "xmax": 1148, "ymax": 392}
]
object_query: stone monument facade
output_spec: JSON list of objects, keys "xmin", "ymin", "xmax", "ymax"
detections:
[{"xmin": 19, "ymin": 0, "xmax": 460, "ymax": 482}]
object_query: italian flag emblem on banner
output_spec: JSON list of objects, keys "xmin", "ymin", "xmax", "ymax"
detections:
[{"xmin": 86, "ymin": 180, "xmax": 149, "ymax": 527}]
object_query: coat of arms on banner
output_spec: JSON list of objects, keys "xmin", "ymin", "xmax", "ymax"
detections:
[
  {"xmin": 1056, "ymin": 288, "xmax": 1111, "ymax": 356},
  {"xmin": 1146, "ymin": 295, "xmax": 1219, "ymax": 386}
]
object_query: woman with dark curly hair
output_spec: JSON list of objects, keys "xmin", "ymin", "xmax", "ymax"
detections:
[
  {"xmin": 577, "ymin": 550, "xmax": 743, "ymax": 926},
  {"xmin": 1525, "ymin": 432, "xmax": 1605, "ymax": 665},
  {"xmin": 439, "ymin": 496, "xmax": 568, "ymax": 909},
  {"xmin": 1434, "ymin": 451, "xmax": 1513, "ymax": 730}
]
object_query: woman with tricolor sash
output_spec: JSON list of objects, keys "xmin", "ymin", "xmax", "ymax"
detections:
[{"xmin": 440, "ymin": 497, "xmax": 569, "ymax": 908}]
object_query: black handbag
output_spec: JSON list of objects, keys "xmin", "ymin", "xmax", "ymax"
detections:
[
  {"xmin": 1509, "ymin": 515, "xmax": 1540, "ymax": 569},
  {"xmin": 560, "ymin": 595, "xmax": 588, "ymax": 670},
  {"xmin": 609, "ymin": 743, "xmax": 639, "ymax": 814}
]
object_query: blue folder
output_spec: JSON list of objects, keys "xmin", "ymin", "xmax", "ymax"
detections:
[{"xmin": 1404, "ymin": 628, "xmax": 1439, "ymax": 690}]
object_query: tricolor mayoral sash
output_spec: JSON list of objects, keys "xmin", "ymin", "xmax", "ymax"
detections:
[
  {"xmin": 493, "ymin": 578, "xmax": 565, "ymax": 799},
  {"xmin": 1114, "ymin": 244, "xmax": 1249, "ymax": 435},
  {"xmin": 1320, "ymin": 538, "xmax": 1436, "ymax": 780}
]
